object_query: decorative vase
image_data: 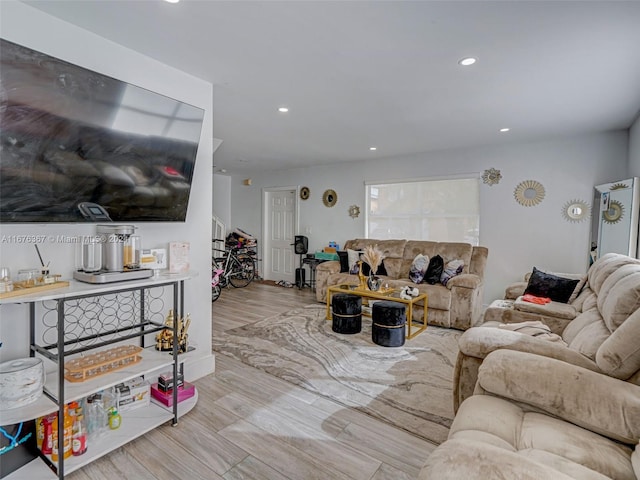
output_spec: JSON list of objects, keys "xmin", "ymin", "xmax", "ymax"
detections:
[
  {"xmin": 357, "ymin": 261, "xmax": 368, "ymax": 290},
  {"xmin": 367, "ymin": 274, "xmax": 381, "ymax": 291}
]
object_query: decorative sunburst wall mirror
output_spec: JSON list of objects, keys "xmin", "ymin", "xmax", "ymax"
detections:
[
  {"xmin": 348, "ymin": 205, "xmax": 360, "ymax": 218},
  {"xmin": 322, "ymin": 189, "xmax": 338, "ymax": 207},
  {"xmin": 482, "ymin": 168, "xmax": 502, "ymax": 186},
  {"xmin": 514, "ymin": 180, "xmax": 545, "ymax": 207},
  {"xmin": 603, "ymin": 200, "xmax": 625, "ymax": 224},
  {"xmin": 562, "ymin": 199, "xmax": 590, "ymax": 223}
]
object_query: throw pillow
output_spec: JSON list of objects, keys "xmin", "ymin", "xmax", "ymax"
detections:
[
  {"xmin": 347, "ymin": 249, "xmax": 362, "ymax": 274},
  {"xmin": 424, "ymin": 254, "xmax": 444, "ymax": 285},
  {"xmin": 524, "ymin": 267, "xmax": 580, "ymax": 303},
  {"xmin": 337, "ymin": 251, "xmax": 350, "ymax": 273},
  {"xmin": 441, "ymin": 259, "xmax": 464, "ymax": 286},
  {"xmin": 361, "ymin": 260, "xmax": 388, "ymax": 277},
  {"xmin": 409, "ymin": 254, "xmax": 429, "ymax": 283}
]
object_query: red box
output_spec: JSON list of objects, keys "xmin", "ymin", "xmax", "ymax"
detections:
[{"xmin": 150, "ymin": 382, "xmax": 195, "ymax": 407}]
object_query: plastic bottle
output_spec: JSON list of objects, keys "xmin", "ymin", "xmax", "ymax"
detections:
[
  {"xmin": 51, "ymin": 413, "xmax": 59, "ymax": 462},
  {"xmin": 36, "ymin": 415, "xmax": 45, "ymax": 450},
  {"xmin": 72, "ymin": 413, "xmax": 88, "ymax": 456},
  {"xmin": 108, "ymin": 408, "xmax": 121, "ymax": 430},
  {"xmin": 63, "ymin": 405, "xmax": 73, "ymax": 459},
  {"xmin": 40, "ymin": 414, "xmax": 54, "ymax": 455}
]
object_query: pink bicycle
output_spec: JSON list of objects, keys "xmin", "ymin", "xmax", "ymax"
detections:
[{"xmin": 211, "ymin": 266, "xmax": 225, "ymax": 302}]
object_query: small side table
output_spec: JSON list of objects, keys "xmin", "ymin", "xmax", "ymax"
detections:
[{"xmin": 302, "ymin": 257, "xmax": 327, "ymax": 291}]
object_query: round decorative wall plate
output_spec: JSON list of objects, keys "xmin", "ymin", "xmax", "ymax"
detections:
[
  {"xmin": 323, "ymin": 189, "xmax": 338, "ymax": 207},
  {"xmin": 514, "ymin": 180, "xmax": 545, "ymax": 207},
  {"xmin": 300, "ymin": 186, "xmax": 310, "ymax": 200},
  {"xmin": 348, "ymin": 205, "xmax": 360, "ymax": 218}
]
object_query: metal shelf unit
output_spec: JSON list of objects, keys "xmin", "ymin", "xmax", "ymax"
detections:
[{"xmin": 0, "ymin": 273, "xmax": 196, "ymax": 479}]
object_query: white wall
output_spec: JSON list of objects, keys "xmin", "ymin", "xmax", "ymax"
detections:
[
  {"xmin": 230, "ymin": 131, "xmax": 629, "ymax": 305},
  {"xmin": 0, "ymin": 1, "xmax": 214, "ymax": 380},
  {"xmin": 213, "ymin": 174, "xmax": 232, "ymax": 229},
  {"xmin": 629, "ymin": 113, "xmax": 640, "ymax": 176}
]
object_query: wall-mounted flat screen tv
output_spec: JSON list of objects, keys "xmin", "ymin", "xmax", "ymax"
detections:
[{"xmin": 0, "ymin": 39, "xmax": 205, "ymax": 223}]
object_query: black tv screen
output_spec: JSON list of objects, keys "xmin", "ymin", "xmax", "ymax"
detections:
[{"xmin": 0, "ymin": 39, "xmax": 205, "ymax": 223}]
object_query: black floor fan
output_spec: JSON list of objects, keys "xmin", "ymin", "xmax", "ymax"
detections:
[{"xmin": 293, "ymin": 235, "xmax": 309, "ymax": 289}]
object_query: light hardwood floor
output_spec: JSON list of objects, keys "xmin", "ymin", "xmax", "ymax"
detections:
[{"xmin": 67, "ymin": 282, "xmax": 437, "ymax": 480}]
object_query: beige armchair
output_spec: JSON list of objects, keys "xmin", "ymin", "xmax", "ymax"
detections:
[
  {"xmin": 453, "ymin": 252, "xmax": 640, "ymax": 412},
  {"xmin": 483, "ymin": 269, "xmax": 587, "ymax": 335},
  {"xmin": 421, "ymin": 350, "xmax": 640, "ymax": 480}
]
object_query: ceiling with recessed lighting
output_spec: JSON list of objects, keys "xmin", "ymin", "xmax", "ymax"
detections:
[{"xmin": 20, "ymin": 0, "xmax": 640, "ymax": 174}]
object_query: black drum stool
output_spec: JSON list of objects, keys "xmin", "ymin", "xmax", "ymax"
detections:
[
  {"xmin": 332, "ymin": 293, "xmax": 362, "ymax": 334},
  {"xmin": 372, "ymin": 301, "xmax": 406, "ymax": 347}
]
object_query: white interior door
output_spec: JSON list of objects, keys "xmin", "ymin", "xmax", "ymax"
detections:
[{"xmin": 263, "ymin": 188, "xmax": 297, "ymax": 282}]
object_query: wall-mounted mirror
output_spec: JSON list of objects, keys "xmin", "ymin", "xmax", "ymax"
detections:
[
  {"xmin": 562, "ymin": 199, "xmax": 590, "ymax": 223},
  {"xmin": 514, "ymin": 180, "xmax": 545, "ymax": 207},
  {"xmin": 590, "ymin": 177, "xmax": 640, "ymax": 263}
]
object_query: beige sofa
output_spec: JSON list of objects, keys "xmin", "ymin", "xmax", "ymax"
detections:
[
  {"xmin": 421, "ymin": 349, "xmax": 640, "ymax": 480},
  {"xmin": 453, "ymin": 252, "xmax": 640, "ymax": 412},
  {"xmin": 315, "ymin": 239, "xmax": 488, "ymax": 330}
]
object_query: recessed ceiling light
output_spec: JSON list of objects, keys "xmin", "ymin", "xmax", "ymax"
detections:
[
  {"xmin": 164, "ymin": 0, "xmax": 180, "ymax": 3},
  {"xmin": 369, "ymin": 147, "xmax": 377, "ymax": 151},
  {"xmin": 278, "ymin": 107, "xmax": 289, "ymax": 113},
  {"xmin": 458, "ymin": 57, "xmax": 477, "ymax": 66},
  {"xmin": 499, "ymin": 127, "xmax": 510, "ymax": 132}
]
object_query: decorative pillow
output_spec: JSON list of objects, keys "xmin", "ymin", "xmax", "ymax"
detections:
[
  {"xmin": 441, "ymin": 259, "xmax": 464, "ymax": 286},
  {"xmin": 524, "ymin": 267, "xmax": 580, "ymax": 303},
  {"xmin": 347, "ymin": 249, "xmax": 362, "ymax": 274},
  {"xmin": 424, "ymin": 255, "xmax": 444, "ymax": 285},
  {"xmin": 362, "ymin": 260, "xmax": 388, "ymax": 277},
  {"xmin": 409, "ymin": 254, "xmax": 429, "ymax": 284},
  {"xmin": 337, "ymin": 251, "xmax": 350, "ymax": 273}
]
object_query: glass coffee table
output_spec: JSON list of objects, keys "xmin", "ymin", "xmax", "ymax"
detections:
[{"xmin": 326, "ymin": 284, "xmax": 428, "ymax": 339}]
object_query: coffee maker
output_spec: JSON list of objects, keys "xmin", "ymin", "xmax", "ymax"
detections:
[{"xmin": 73, "ymin": 225, "xmax": 153, "ymax": 284}]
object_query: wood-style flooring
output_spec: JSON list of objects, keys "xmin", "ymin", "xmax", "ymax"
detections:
[{"xmin": 67, "ymin": 282, "xmax": 437, "ymax": 480}]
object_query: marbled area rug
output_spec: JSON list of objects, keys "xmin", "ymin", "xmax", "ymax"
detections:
[{"xmin": 212, "ymin": 304, "xmax": 461, "ymax": 444}]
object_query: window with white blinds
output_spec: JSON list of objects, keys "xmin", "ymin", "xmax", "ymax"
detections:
[{"xmin": 365, "ymin": 177, "xmax": 480, "ymax": 244}]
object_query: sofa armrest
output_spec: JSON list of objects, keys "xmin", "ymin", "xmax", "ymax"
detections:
[
  {"xmin": 458, "ymin": 326, "xmax": 599, "ymax": 371},
  {"xmin": 458, "ymin": 326, "xmax": 600, "ymax": 372},
  {"xmin": 445, "ymin": 274, "xmax": 484, "ymax": 329},
  {"xmin": 477, "ymin": 349, "xmax": 640, "ymax": 444},
  {"xmin": 315, "ymin": 260, "xmax": 341, "ymax": 275},
  {"xmin": 504, "ymin": 281, "xmax": 527, "ymax": 300},
  {"xmin": 314, "ymin": 260, "xmax": 342, "ymax": 302},
  {"xmin": 453, "ymin": 326, "xmax": 600, "ymax": 413},
  {"xmin": 446, "ymin": 273, "xmax": 480, "ymax": 289},
  {"xmin": 420, "ymin": 438, "xmax": 576, "ymax": 480}
]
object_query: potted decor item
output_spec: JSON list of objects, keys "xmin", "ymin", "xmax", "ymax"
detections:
[{"xmin": 362, "ymin": 245, "xmax": 384, "ymax": 291}]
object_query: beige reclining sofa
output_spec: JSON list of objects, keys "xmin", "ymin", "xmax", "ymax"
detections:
[
  {"xmin": 314, "ymin": 239, "xmax": 488, "ymax": 330},
  {"xmin": 453, "ymin": 252, "xmax": 640, "ymax": 412},
  {"xmin": 421, "ymin": 349, "xmax": 640, "ymax": 480}
]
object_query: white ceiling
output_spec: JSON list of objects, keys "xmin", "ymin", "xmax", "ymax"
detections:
[{"xmin": 23, "ymin": 0, "xmax": 640, "ymax": 175}]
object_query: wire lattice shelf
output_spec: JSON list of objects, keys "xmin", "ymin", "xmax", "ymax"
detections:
[{"xmin": 37, "ymin": 286, "xmax": 168, "ymax": 358}]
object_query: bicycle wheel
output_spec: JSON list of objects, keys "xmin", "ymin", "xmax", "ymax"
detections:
[
  {"xmin": 212, "ymin": 284, "xmax": 221, "ymax": 302},
  {"xmin": 229, "ymin": 256, "xmax": 255, "ymax": 287}
]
